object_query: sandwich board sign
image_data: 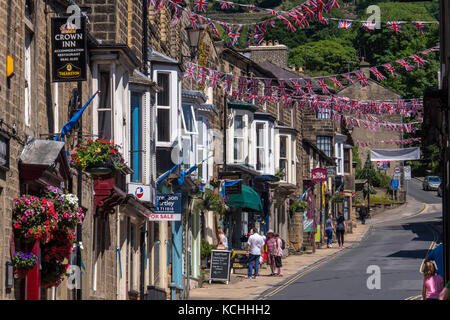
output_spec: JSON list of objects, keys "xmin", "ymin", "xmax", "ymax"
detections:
[{"xmin": 209, "ymin": 250, "xmax": 232, "ymax": 284}]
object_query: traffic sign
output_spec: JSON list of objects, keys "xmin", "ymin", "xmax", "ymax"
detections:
[
  {"xmin": 394, "ymin": 167, "xmax": 401, "ymax": 174},
  {"xmin": 404, "ymin": 166, "xmax": 411, "ymax": 180}
]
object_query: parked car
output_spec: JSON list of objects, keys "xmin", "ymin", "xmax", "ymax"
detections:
[
  {"xmin": 423, "ymin": 176, "xmax": 441, "ymax": 191},
  {"xmin": 438, "ymin": 183, "xmax": 443, "ymax": 197}
]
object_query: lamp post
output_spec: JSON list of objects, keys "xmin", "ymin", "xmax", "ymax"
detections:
[
  {"xmin": 365, "ymin": 158, "xmax": 371, "ymax": 216},
  {"xmin": 183, "ymin": 26, "xmax": 203, "ymax": 90}
]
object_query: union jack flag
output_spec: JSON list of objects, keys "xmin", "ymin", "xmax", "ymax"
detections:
[
  {"xmin": 268, "ymin": 19, "xmax": 276, "ymax": 28},
  {"xmin": 267, "ymin": 9, "xmax": 280, "ymax": 16},
  {"xmin": 207, "ymin": 20, "xmax": 220, "ymax": 37},
  {"xmin": 230, "ymin": 25, "xmax": 243, "ymax": 47},
  {"xmin": 291, "ymin": 79, "xmax": 305, "ymax": 96},
  {"xmin": 222, "ymin": 73, "xmax": 233, "ymax": 94},
  {"xmin": 279, "ymin": 16, "xmax": 296, "ymax": 32},
  {"xmin": 338, "ymin": 20, "xmax": 352, "ymax": 29},
  {"xmin": 304, "ymin": 79, "xmax": 314, "ymax": 94},
  {"xmin": 431, "ymin": 46, "xmax": 440, "ymax": 51},
  {"xmin": 421, "ymin": 48, "xmax": 432, "ymax": 55},
  {"xmin": 219, "ymin": 1, "xmax": 234, "ymax": 10},
  {"xmin": 301, "ymin": 5, "xmax": 315, "ymax": 20},
  {"xmin": 355, "ymin": 71, "xmax": 369, "ymax": 87},
  {"xmin": 412, "ymin": 21, "xmax": 425, "ymax": 34},
  {"xmin": 320, "ymin": 17, "xmax": 330, "ymax": 25},
  {"xmin": 263, "ymin": 79, "xmax": 272, "ymax": 98},
  {"xmin": 288, "ymin": 12, "xmax": 305, "ymax": 27},
  {"xmin": 147, "ymin": 0, "xmax": 158, "ymax": 7},
  {"xmin": 171, "ymin": 7, "xmax": 182, "ymax": 25},
  {"xmin": 387, "ymin": 21, "xmax": 402, "ymax": 34},
  {"xmin": 208, "ymin": 70, "xmax": 220, "ymax": 89},
  {"xmin": 326, "ymin": 0, "xmax": 340, "ymax": 11},
  {"xmin": 383, "ymin": 63, "xmax": 398, "ymax": 77},
  {"xmin": 361, "ymin": 21, "xmax": 376, "ymax": 32},
  {"xmin": 369, "ymin": 67, "xmax": 386, "ymax": 81},
  {"xmin": 246, "ymin": 25, "xmax": 252, "ymax": 47},
  {"xmin": 253, "ymin": 24, "xmax": 265, "ymax": 45},
  {"xmin": 189, "ymin": 12, "xmax": 200, "ymax": 30},
  {"xmin": 196, "ymin": 67, "xmax": 208, "ymax": 84},
  {"xmin": 342, "ymin": 73, "xmax": 354, "ymax": 83},
  {"xmin": 330, "ymin": 76, "xmax": 343, "ymax": 88},
  {"xmin": 410, "ymin": 54, "xmax": 428, "ymax": 68},
  {"xmin": 184, "ymin": 63, "xmax": 196, "ymax": 80},
  {"xmin": 317, "ymin": 78, "xmax": 329, "ymax": 94},
  {"xmin": 249, "ymin": 79, "xmax": 259, "ymax": 96},
  {"xmin": 238, "ymin": 76, "xmax": 248, "ymax": 97},
  {"xmin": 277, "ymin": 80, "xmax": 288, "ymax": 96},
  {"xmin": 193, "ymin": 0, "xmax": 208, "ymax": 13},
  {"xmin": 396, "ymin": 59, "xmax": 414, "ymax": 71}
]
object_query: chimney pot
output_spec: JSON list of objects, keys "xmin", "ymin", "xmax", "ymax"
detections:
[
  {"xmin": 268, "ymin": 40, "xmax": 273, "ymax": 46},
  {"xmin": 274, "ymin": 40, "xmax": 279, "ymax": 46},
  {"xmin": 262, "ymin": 40, "xmax": 266, "ymax": 46}
]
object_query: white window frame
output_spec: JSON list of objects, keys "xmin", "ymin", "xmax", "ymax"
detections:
[
  {"xmin": 317, "ymin": 107, "xmax": 331, "ymax": 119},
  {"xmin": 196, "ymin": 116, "xmax": 209, "ymax": 183},
  {"xmin": 181, "ymin": 103, "xmax": 198, "ymax": 135},
  {"xmin": 233, "ymin": 114, "xmax": 245, "ymax": 163},
  {"xmin": 24, "ymin": 30, "xmax": 32, "ymax": 127},
  {"xmin": 335, "ymin": 142, "xmax": 344, "ymax": 176},
  {"xmin": 156, "ymin": 72, "xmax": 171, "ymax": 144},
  {"xmin": 279, "ymin": 135, "xmax": 289, "ymax": 182}
]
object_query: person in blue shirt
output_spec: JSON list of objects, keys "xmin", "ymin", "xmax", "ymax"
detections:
[{"xmin": 425, "ymin": 242, "xmax": 443, "ymax": 278}]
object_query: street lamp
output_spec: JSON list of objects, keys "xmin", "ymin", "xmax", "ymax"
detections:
[
  {"xmin": 185, "ymin": 25, "xmax": 203, "ymax": 60},
  {"xmin": 365, "ymin": 158, "xmax": 371, "ymax": 215}
]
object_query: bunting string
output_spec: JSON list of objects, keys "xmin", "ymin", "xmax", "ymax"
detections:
[
  {"xmin": 151, "ymin": 0, "xmax": 439, "ymax": 48},
  {"xmin": 355, "ymin": 138, "xmax": 421, "ymax": 147}
]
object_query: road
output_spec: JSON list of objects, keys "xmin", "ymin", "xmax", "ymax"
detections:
[{"xmin": 260, "ymin": 179, "xmax": 442, "ymax": 300}]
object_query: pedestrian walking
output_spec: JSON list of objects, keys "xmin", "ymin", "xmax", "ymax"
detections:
[
  {"xmin": 422, "ymin": 261, "xmax": 443, "ymax": 300},
  {"xmin": 245, "ymin": 228, "xmax": 265, "ymax": 279},
  {"xmin": 425, "ymin": 242, "xmax": 443, "ymax": 278},
  {"xmin": 325, "ymin": 214, "xmax": 334, "ymax": 248},
  {"xmin": 265, "ymin": 229, "xmax": 276, "ymax": 276},
  {"xmin": 274, "ymin": 233, "xmax": 283, "ymax": 277},
  {"xmin": 335, "ymin": 212, "xmax": 346, "ymax": 248},
  {"xmin": 360, "ymin": 205, "xmax": 367, "ymax": 225},
  {"xmin": 217, "ymin": 228, "xmax": 228, "ymax": 250}
]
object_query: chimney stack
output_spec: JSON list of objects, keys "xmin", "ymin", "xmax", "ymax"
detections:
[{"xmin": 248, "ymin": 40, "xmax": 288, "ymax": 69}]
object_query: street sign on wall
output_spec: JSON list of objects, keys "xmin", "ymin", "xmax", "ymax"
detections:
[
  {"xmin": 51, "ymin": 17, "xmax": 87, "ymax": 82},
  {"xmin": 311, "ymin": 168, "xmax": 328, "ymax": 182}
]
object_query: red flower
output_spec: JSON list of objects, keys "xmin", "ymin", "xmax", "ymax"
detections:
[
  {"xmin": 102, "ymin": 140, "xmax": 106, "ymax": 144},
  {"xmin": 71, "ymin": 154, "xmax": 76, "ymax": 158},
  {"xmin": 13, "ymin": 222, "xmax": 21, "ymax": 229},
  {"xmin": 76, "ymin": 159, "xmax": 81, "ymax": 162},
  {"xmin": 28, "ymin": 228, "xmax": 33, "ymax": 234},
  {"xmin": 87, "ymin": 139, "xmax": 93, "ymax": 143},
  {"xmin": 110, "ymin": 149, "xmax": 116, "ymax": 154}
]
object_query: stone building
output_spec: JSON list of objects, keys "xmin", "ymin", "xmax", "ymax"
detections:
[{"xmin": 337, "ymin": 59, "xmax": 403, "ymax": 179}]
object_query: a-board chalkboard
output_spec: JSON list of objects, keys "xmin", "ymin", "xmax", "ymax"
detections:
[
  {"xmin": 230, "ymin": 250, "xmax": 249, "ymax": 269},
  {"xmin": 209, "ymin": 250, "xmax": 231, "ymax": 284}
]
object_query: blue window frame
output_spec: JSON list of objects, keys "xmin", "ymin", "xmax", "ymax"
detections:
[{"xmin": 130, "ymin": 92, "xmax": 143, "ymax": 182}]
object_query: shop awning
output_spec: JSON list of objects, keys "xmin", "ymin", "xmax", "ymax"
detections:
[{"xmin": 226, "ymin": 185, "xmax": 263, "ymax": 212}]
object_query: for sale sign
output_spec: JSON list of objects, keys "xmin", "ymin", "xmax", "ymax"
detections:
[{"xmin": 152, "ymin": 193, "xmax": 182, "ymax": 221}]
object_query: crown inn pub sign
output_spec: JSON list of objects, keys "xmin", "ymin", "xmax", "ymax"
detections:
[
  {"xmin": 311, "ymin": 168, "xmax": 328, "ymax": 183},
  {"xmin": 51, "ymin": 17, "xmax": 87, "ymax": 82}
]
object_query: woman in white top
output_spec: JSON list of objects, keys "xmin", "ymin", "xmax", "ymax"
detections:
[{"xmin": 217, "ymin": 228, "xmax": 228, "ymax": 250}]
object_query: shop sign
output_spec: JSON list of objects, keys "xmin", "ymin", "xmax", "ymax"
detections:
[
  {"xmin": 151, "ymin": 193, "xmax": 182, "ymax": 221},
  {"xmin": 0, "ymin": 131, "xmax": 10, "ymax": 171},
  {"xmin": 230, "ymin": 250, "xmax": 249, "ymax": 269},
  {"xmin": 326, "ymin": 166, "xmax": 336, "ymax": 178},
  {"xmin": 304, "ymin": 218, "xmax": 313, "ymax": 232},
  {"xmin": 376, "ymin": 161, "xmax": 390, "ymax": 170},
  {"xmin": 51, "ymin": 17, "xmax": 87, "ymax": 82},
  {"xmin": 390, "ymin": 179, "xmax": 399, "ymax": 190},
  {"xmin": 127, "ymin": 183, "xmax": 156, "ymax": 203},
  {"xmin": 311, "ymin": 168, "xmax": 328, "ymax": 182},
  {"xmin": 219, "ymin": 172, "xmax": 242, "ymax": 194}
]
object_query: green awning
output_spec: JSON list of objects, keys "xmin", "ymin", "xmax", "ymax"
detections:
[
  {"xmin": 227, "ymin": 101, "xmax": 259, "ymax": 112},
  {"xmin": 226, "ymin": 185, "xmax": 262, "ymax": 212}
]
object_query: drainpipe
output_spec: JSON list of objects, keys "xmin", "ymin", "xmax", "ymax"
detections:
[{"xmin": 76, "ymin": 81, "xmax": 83, "ymax": 300}]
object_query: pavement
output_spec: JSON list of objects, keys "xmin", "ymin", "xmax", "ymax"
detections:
[{"xmin": 188, "ymin": 194, "xmax": 430, "ymax": 300}]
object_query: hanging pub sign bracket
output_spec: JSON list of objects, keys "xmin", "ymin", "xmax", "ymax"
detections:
[{"xmin": 51, "ymin": 16, "xmax": 87, "ymax": 82}]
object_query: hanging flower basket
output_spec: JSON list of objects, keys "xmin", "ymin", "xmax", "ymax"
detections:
[
  {"xmin": 12, "ymin": 186, "xmax": 85, "ymax": 288},
  {"xmin": 290, "ymin": 200, "xmax": 309, "ymax": 214},
  {"xmin": 70, "ymin": 139, "xmax": 127, "ymax": 177},
  {"xmin": 12, "ymin": 250, "xmax": 38, "ymax": 279}
]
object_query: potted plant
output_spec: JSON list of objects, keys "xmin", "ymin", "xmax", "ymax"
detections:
[
  {"xmin": 275, "ymin": 168, "xmax": 286, "ymax": 180},
  {"xmin": 70, "ymin": 139, "xmax": 127, "ymax": 177},
  {"xmin": 290, "ymin": 200, "xmax": 309, "ymax": 214},
  {"xmin": 201, "ymin": 239, "xmax": 215, "ymax": 269},
  {"xmin": 12, "ymin": 251, "xmax": 38, "ymax": 279},
  {"xmin": 331, "ymin": 193, "xmax": 345, "ymax": 203},
  {"xmin": 12, "ymin": 186, "xmax": 85, "ymax": 288},
  {"xmin": 203, "ymin": 189, "xmax": 229, "ymax": 215}
]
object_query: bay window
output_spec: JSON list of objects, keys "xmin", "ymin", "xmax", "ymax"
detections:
[
  {"xmin": 182, "ymin": 104, "xmax": 198, "ymax": 135},
  {"xmin": 317, "ymin": 136, "xmax": 332, "ymax": 158},
  {"xmin": 279, "ymin": 135, "xmax": 288, "ymax": 181},
  {"xmin": 130, "ymin": 92, "xmax": 143, "ymax": 182},
  {"xmin": 255, "ymin": 122, "xmax": 265, "ymax": 171},
  {"xmin": 234, "ymin": 115, "xmax": 244, "ymax": 163},
  {"xmin": 98, "ymin": 69, "xmax": 112, "ymax": 140},
  {"xmin": 156, "ymin": 73, "xmax": 171, "ymax": 143}
]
